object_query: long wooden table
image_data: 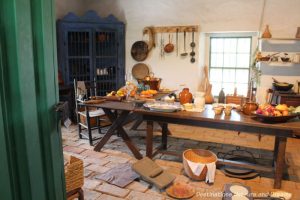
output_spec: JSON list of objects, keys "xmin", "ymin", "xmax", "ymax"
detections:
[
  {"xmin": 135, "ymin": 105, "xmax": 300, "ymax": 189},
  {"xmin": 85, "ymin": 101, "xmax": 300, "ymax": 189}
]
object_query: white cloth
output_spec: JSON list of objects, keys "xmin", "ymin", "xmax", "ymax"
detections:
[
  {"xmin": 186, "ymin": 160, "xmax": 216, "ymax": 183},
  {"xmin": 205, "ymin": 162, "xmax": 216, "ymax": 184},
  {"xmin": 186, "ymin": 160, "xmax": 205, "ymax": 176},
  {"xmin": 89, "ymin": 109, "xmax": 105, "ymax": 117}
]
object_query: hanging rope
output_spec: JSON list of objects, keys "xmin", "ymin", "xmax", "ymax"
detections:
[{"xmin": 258, "ymin": 0, "xmax": 267, "ymax": 34}]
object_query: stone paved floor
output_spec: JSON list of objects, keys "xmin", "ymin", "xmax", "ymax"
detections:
[{"xmin": 62, "ymin": 123, "xmax": 300, "ymax": 199}]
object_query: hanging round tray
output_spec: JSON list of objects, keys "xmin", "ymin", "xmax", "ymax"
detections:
[
  {"xmin": 132, "ymin": 63, "xmax": 150, "ymax": 80},
  {"xmin": 131, "ymin": 41, "xmax": 149, "ymax": 61}
]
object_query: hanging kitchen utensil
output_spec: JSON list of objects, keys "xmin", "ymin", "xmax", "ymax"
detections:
[
  {"xmin": 180, "ymin": 31, "xmax": 188, "ymax": 57},
  {"xmin": 131, "ymin": 41, "xmax": 149, "ymax": 61},
  {"xmin": 190, "ymin": 29, "xmax": 196, "ymax": 48},
  {"xmin": 190, "ymin": 29, "xmax": 196, "ymax": 63},
  {"xmin": 176, "ymin": 28, "xmax": 179, "ymax": 56},
  {"xmin": 131, "ymin": 27, "xmax": 155, "ymax": 62},
  {"xmin": 160, "ymin": 33, "xmax": 165, "ymax": 59},
  {"xmin": 132, "ymin": 63, "xmax": 150, "ymax": 80},
  {"xmin": 164, "ymin": 34, "xmax": 174, "ymax": 53}
]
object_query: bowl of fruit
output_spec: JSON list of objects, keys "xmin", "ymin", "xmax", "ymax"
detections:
[{"xmin": 254, "ymin": 104, "xmax": 299, "ymax": 123}]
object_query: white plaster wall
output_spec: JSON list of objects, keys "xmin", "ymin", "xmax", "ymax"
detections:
[
  {"xmin": 56, "ymin": 0, "xmax": 85, "ymax": 19},
  {"xmin": 56, "ymin": 0, "xmax": 300, "ymax": 95}
]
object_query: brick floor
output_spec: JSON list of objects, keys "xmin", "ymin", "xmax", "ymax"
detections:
[{"xmin": 62, "ymin": 123, "xmax": 300, "ymax": 199}]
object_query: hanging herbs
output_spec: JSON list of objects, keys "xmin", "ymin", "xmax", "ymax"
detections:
[{"xmin": 250, "ymin": 47, "xmax": 262, "ymax": 86}]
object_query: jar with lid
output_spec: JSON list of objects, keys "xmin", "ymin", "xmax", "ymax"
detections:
[
  {"xmin": 179, "ymin": 88, "xmax": 193, "ymax": 105},
  {"xmin": 194, "ymin": 91, "xmax": 205, "ymax": 109}
]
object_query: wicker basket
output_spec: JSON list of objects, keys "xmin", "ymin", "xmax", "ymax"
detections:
[
  {"xmin": 183, "ymin": 149, "xmax": 217, "ymax": 181},
  {"xmin": 64, "ymin": 155, "xmax": 84, "ymax": 194}
]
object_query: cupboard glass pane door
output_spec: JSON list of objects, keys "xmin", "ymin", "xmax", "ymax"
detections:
[
  {"xmin": 94, "ymin": 30, "xmax": 118, "ymax": 96},
  {"xmin": 66, "ymin": 30, "xmax": 92, "ymax": 83}
]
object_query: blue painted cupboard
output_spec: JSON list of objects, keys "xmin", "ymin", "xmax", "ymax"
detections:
[{"xmin": 57, "ymin": 10, "xmax": 125, "ymax": 96}]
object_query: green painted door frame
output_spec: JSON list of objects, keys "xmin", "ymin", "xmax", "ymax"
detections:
[{"xmin": 0, "ymin": 0, "xmax": 66, "ymax": 199}]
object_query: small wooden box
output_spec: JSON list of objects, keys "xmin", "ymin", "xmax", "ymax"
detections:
[{"xmin": 226, "ymin": 95, "xmax": 247, "ymax": 106}]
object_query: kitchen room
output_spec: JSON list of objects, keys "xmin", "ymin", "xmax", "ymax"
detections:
[{"xmin": 1, "ymin": 0, "xmax": 300, "ymax": 199}]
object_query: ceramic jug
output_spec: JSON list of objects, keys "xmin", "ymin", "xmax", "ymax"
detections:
[{"xmin": 179, "ymin": 88, "xmax": 193, "ymax": 105}]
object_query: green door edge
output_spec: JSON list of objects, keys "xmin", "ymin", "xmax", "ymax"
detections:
[{"xmin": 0, "ymin": 0, "xmax": 66, "ymax": 199}]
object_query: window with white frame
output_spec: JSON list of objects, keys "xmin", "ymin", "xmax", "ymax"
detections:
[{"xmin": 209, "ymin": 36, "xmax": 252, "ymax": 96}]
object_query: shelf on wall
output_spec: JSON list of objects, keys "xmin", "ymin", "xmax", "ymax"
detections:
[
  {"xmin": 143, "ymin": 25, "xmax": 199, "ymax": 33},
  {"xmin": 258, "ymin": 61, "xmax": 300, "ymax": 66},
  {"xmin": 259, "ymin": 38, "xmax": 300, "ymax": 41}
]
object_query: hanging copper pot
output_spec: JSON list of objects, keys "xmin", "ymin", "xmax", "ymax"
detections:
[{"xmin": 164, "ymin": 34, "xmax": 174, "ymax": 53}]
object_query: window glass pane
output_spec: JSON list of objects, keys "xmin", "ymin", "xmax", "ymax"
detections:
[
  {"xmin": 237, "ymin": 38, "xmax": 251, "ymax": 53},
  {"xmin": 236, "ymin": 70, "xmax": 249, "ymax": 83},
  {"xmin": 211, "ymin": 82, "xmax": 222, "ymax": 96},
  {"xmin": 237, "ymin": 53, "xmax": 250, "ymax": 68},
  {"xmin": 211, "ymin": 53, "xmax": 223, "ymax": 67},
  {"xmin": 209, "ymin": 36, "xmax": 251, "ymax": 97},
  {"xmin": 223, "ymin": 69, "xmax": 235, "ymax": 83},
  {"xmin": 211, "ymin": 38, "xmax": 224, "ymax": 53},
  {"xmin": 224, "ymin": 39, "xmax": 237, "ymax": 53},
  {"xmin": 236, "ymin": 83, "xmax": 248, "ymax": 96},
  {"xmin": 223, "ymin": 83, "xmax": 235, "ymax": 95},
  {"xmin": 223, "ymin": 53, "xmax": 236, "ymax": 67},
  {"xmin": 210, "ymin": 68, "xmax": 223, "ymax": 82}
]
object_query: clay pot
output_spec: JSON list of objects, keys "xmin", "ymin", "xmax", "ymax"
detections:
[
  {"xmin": 242, "ymin": 102, "xmax": 258, "ymax": 115},
  {"xmin": 262, "ymin": 25, "xmax": 272, "ymax": 38},
  {"xmin": 179, "ymin": 88, "xmax": 193, "ymax": 105}
]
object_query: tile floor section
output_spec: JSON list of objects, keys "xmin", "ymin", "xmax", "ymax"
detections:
[{"xmin": 62, "ymin": 123, "xmax": 300, "ymax": 199}]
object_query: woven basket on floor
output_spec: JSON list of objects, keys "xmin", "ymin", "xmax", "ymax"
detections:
[
  {"xmin": 64, "ymin": 155, "xmax": 84, "ymax": 195},
  {"xmin": 183, "ymin": 149, "xmax": 217, "ymax": 181}
]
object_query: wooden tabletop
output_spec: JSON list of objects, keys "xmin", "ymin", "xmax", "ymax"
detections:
[
  {"xmin": 81, "ymin": 101, "xmax": 136, "ymax": 111},
  {"xmin": 82, "ymin": 101, "xmax": 300, "ymax": 136},
  {"xmin": 135, "ymin": 105, "xmax": 300, "ymax": 135}
]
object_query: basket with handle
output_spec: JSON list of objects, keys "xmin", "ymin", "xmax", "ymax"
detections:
[
  {"xmin": 64, "ymin": 155, "xmax": 84, "ymax": 196},
  {"xmin": 183, "ymin": 149, "xmax": 217, "ymax": 181}
]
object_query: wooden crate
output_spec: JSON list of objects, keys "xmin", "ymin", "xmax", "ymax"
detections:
[{"xmin": 226, "ymin": 95, "xmax": 248, "ymax": 105}]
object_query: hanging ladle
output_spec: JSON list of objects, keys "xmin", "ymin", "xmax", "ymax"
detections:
[{"xmin": 181, "ymin": 31, "xmax": 188, "ymax": 57}]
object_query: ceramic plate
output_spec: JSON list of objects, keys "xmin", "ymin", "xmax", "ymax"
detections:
[
  {"xmin": 148, "ymin": 106, "xmax": 179, "ymax": 112},
  {"xmin": 229, "ymin": 185, "xmax": 249, "ymax": 196},
  {"xmin": 166, "ymin": 183, "xmax": 195, "ymax": 199},
  {"xmin": 144, "ymin": 103, "xmax": 181, "ymax": 113},
  {"xmin": 232, "ymin": 195, "xmax": 249, "ymax": 200}
]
